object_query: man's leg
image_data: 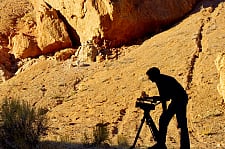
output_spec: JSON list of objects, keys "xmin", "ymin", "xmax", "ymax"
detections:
[
  {"xmin": 176, "ymin": 103, "xmax": 190, "ymax": 149},
  {"xmin": 158, "ymin": 103, "xmax": 176, "ymax": 145},
  {"xmin": 180, "ymin": 124, "xmax": 190, "ymax": 149}
]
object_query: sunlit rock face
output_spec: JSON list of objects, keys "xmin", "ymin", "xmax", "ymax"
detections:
[{"xmin": 42, "ymin": 0, "xmax": 199, "ymax": 47}]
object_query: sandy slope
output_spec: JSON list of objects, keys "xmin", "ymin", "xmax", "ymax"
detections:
[{"xmin": 1, "ymin": 0, "xmax": 225, "ymax": 148}]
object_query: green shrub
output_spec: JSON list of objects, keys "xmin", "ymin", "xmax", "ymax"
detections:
[
  {"xmin": 93, "ymin": 122, "xmax": 109, "ymax": 146},
  {"xmin": 0, "ymin": 98, "xmax": 48, "ymax": 149},
  {"xmin": 117, "ymin": 134, "xmax": 129, "ymax": 148},
  {"xmin": 82, "ymin": 130, "xmax": 92, "ymax": 147}
]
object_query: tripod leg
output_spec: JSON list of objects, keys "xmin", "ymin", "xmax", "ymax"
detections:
[
  {"xmin": 146, "ymin": 114, "xmax": 167, "ymax": 149},
  {"xmin": 130, "ymin": 116, "xmax": 145, "ymax": 149},
  {"xmin": 145, "ymin": 112, "xmax": 159, "ymax": 142}
]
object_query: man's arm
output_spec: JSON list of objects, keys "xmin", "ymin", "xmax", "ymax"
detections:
[
  {"xmin": 151, "ymin": 95, "xmax": 167, "ymax": 112},
  {"xmin": 161, "ymin": 100, "xmax": 167, "ymax": 112},
  {"xmin": 152, "ymin": 96, "xmax": 167, "ymax": 112}
]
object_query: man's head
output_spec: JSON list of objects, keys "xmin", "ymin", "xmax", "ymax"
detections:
[{"xmin": 146, "ymin": 67, "xmax": 160, "ymax": 82}]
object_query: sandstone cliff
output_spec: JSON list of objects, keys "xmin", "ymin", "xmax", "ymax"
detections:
[
  {"xmin": 0, "ymin": 0, "xmax": 200, "ymax": 81},
  {"xmin": 43, "ymin": 0, "xmax": 199, "ymax": 47}
]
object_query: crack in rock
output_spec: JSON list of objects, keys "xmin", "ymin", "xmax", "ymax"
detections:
[{"xmin": 186, "ymin": 24, "xmax": 204, "ymax": 90}]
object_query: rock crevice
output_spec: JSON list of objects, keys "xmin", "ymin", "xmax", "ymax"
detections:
[{"xmin": 186, "ymin": 23, "xmax": 204, "ymax": 90}]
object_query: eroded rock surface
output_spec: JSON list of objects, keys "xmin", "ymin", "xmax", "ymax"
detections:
[
  {"xmin": 36, "ymin": 3, "xmax": 72, "ymax": 54},
  {"xmin": 11, "ymin": 33, "xmax": 41, "ymax": 59},
  {"xmin": 43, "ymin": 0, "xmax": 199, "ymax": 47},
  {"xmin": 9, "ymin": 0, "xmax": 72, "ymax": 59}
]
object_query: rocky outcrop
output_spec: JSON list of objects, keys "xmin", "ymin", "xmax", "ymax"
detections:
[
  {"xmin": 43, "ymin": 0, "xmax": 199, "ymax": 47},
  {"xmin": 75, "ymin": 40, "xmax": 99, "ymax": 62},
  {"xmin": 9, "ymin": 0, "xmax": 199, "ymax": 59},
  {"xmin": 10, "ymin": 1, "xmax": 72, "ymax": 59},
  {"xmin": 0, "ymin": 0, "xmax": 33, "ymax": 36},
  {"xmin": 11, "ymin": 33, "xmax": 41, "ymax": 59},
  {"xmin": 36, "ymin": 3, "xmax": 72, "ymax": 54}
]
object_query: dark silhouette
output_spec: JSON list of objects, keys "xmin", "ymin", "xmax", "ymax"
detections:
[
  {"xmin": 130, "ymin": 95, "xmax": 162, "ymax": 149},
  {"xmin": 146, "ymin": 67, "xmax": 190, "ymax": 149}
]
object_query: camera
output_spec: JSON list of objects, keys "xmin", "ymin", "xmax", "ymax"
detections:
[
  {"xmin": 135, "ymin": 100, "xmax": 155, "ymax": 110},
  {"xmin": 135, "ymin": 92, "xmax": 161, "ymax": 111}
]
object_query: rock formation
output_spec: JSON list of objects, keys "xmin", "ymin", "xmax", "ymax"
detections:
[
  {"xmin": 6, "ymin": 0, "xmax": 199, "ymax": 61},
  {"xmin": 54, "ymin": 48, "xmax": 76, "ymax": 61},
  {"xmin": 75, "ymin": 40, "xmax": 99, "ymax": 63},
  {"xmin": 10, "ymin": 0, "xmax": 72, "ymax": 59},
  {"xmin": 11, "ymin": 33, "xmax": 41, "ymax": 59},
  {"xmin": 36, "ymin": 3, "xmax": 72, "ymax": 54},
  {"xmin": 43, "ymin": 0, "xmax": 199, "ymax": 47},
  {"xmin": 1, "ymin": 1, "xmax": 225, "ymax": 148}
]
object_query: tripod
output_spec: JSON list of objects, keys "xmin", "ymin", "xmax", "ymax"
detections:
[{"xmin": 130, "ymin": 108, "xmax": 159, "ymax": 149}]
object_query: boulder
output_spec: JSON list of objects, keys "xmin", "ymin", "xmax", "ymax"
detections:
[
  {"xmin": 75, "ymin": 40, "xmax": 99, "ymax": 62},
  {"xmin": 43, "ymin": 0, "xmax": 199, "ymax": 47},
  {"xmin": 10, "ymin": 0, "xmax": 72, "ymax": 59},
  {"xmin": 11, "ymin": 33, "xmax": 41, "ymax": 59},
  {"xmin": 54, "ymin": 48, "xmax": 76, "ymax": 61},
  {"xmin": 36, "ymin": 2, "xmax": 72, "ymax": 54}
]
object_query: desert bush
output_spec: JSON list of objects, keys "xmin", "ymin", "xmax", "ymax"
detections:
[
  {"xmin": 117, "ymin": 134, "xmax": 129, "ymax": 148},
  {"xmin": 81, "ymin": 130, "xmax": 92, "ymax": 147},
  {"xmin": 93, "ymin": 122, "xmax": 109, "ymax": 146},
  {"xmin": 0, "ymin": 98, "xmax": 47, "ymax": 149}
]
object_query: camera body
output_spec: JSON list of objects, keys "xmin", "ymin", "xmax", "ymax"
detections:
[
  {"xmin": 135, "ymin": 96, "xmax": 161, "ymax": 111},
  {"xmin": 135, "ymin": 100, "xmax": 155, "ymax": 110}
]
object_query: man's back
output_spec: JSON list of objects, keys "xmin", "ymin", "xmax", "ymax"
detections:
[{"xmin": 155, "ymin": 74, "xmax": 187, "ymax": 102}]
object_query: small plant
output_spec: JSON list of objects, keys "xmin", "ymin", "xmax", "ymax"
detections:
[
  {"xmin": 82, "ymin": 130, "xmax": 92, "ymax": 147},
  {"xmin": 0, "ymin": 98, "xmax": 48, "ymax": 149},
  {"xmin": 117, "ymin": 134, "xmax": 129, "ymax": 148},
  {"xmin": 59, "ymin": 134, "xmax": 71, "ymax": 143},
  {"xmin": 93, "ymin": 122, "xmax": 109, "ymax": 146}
]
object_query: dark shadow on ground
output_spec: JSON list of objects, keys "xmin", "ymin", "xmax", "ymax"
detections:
[{"xmin": 39, "ymin": 141, "xmax": 131, "ymax": 149}]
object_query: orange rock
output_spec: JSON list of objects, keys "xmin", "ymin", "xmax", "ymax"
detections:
[
  {"xmin": 44, "ymin": 0, "xmax": 198, "ymax": 47},
  {"xmin": 36, "ymin": 5, "xmax": 72, "ymax": 54},
  {"xmin": 11, "ymin": 33, "xmax": 41, "ymax": 59}
]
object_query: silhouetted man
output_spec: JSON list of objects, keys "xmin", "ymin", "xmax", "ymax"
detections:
[{"xmin": 146, "ymin": 67, "xmax": 190, "ymax": 149}]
